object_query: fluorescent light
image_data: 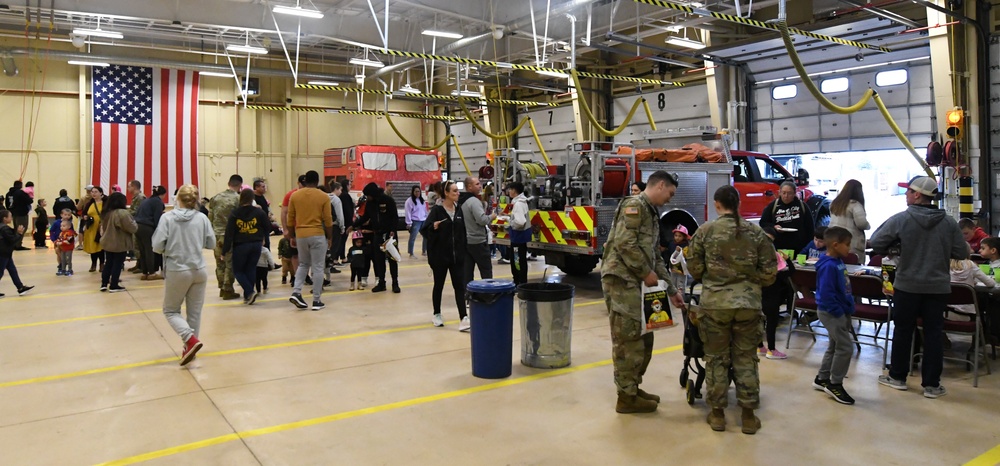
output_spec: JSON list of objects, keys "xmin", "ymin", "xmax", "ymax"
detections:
[
  {"xmin": 495, "ymin": 62, "xmax": 514, "ymax": 69},
  {"xmin": 451, "ymin": 89, "xmax": 482, "ymax": 98},
  {"xmin": 355, "ymin": 74, "xmax": 365, "ymax": 84},
  {"xmin": 308, "ymin": 80, "xmax": 340, "ymax": 86},
  {"xmin": 227, "ymin": 44, "xmax": 268, "ymax": 55},
  {"xmin": 350, "ymin": 57, "xmax": 384, "ymax": 68},
  {"xmin": 666, "ymin": 36, "xmax": 706, "ymax": 49},
  {"xmin": 272, "ymin": 5, "xmax": 324, "ymax": 19},
  {"xmin": 68, "ymin": 60, "xmax": 110, "ymax": 67},
  {"xmin": 422, "ymin": 30, "xmax": 463, "ymax": 39},
  {"xmin": 536, "ymin": 69, "xmax": 568, "ymax": 79},
  {"xmin": 199, "ymin": 71, "xmax": 234, "ymax": 78},
  {"xmin": 72, "ymin": 28, "xmax": 123, "ymax": 40},
  {"xmin": 399, "ymin": 84, "xmax": 420, "ymax": 94}
]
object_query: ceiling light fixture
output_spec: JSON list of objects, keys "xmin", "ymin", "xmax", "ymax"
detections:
[
  {"xmin": 200, "ymin": 71, "xmax": 235, "ymax": 78},
  {"xmin": 665, "ymin": 36, "xmax": 706, "ymax": 50},
  {"xmin": 272, "ymin": 5, "xmax": 324, "ymax": 19},
  {"xmin": 349, "ymin": 57, "xmax": 384, "ymax": 68},
  {"xmin": 451, "ymin": 89, "xmax": 482, "ymax": 98},
  {"xmin": 72, "ymin": 28, "xmax": 123, "ymax": 40},
  {"xmin": 422, "ymin": 30, "xmax": 464, "ymax": 39},
  {"xmin": 67, "ymin": 60, "xmax": 110, "ymax": 67},
  {"xmin": 399, "ymin": 84, "xmax": 421, "ymax": 94},
  {"xmin": 536, "ymin": 69, "xmax": 569, "ymax": 79},
  {"xmin": 307, "ymin": 80, "xmax": 340, "ymax": 86},
  {"xmin": 227, "ymin": 44, "xmax": 269, "ymax": 55}
]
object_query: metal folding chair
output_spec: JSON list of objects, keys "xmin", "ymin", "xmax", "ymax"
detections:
[{"xmin": 909, "ymin": 283, "xmax": 992, "ymax": 387}]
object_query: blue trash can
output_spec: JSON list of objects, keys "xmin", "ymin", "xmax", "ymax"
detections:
[{"xmin": 467, "ymin": 279, "xmax": 516, "ymax": 379}]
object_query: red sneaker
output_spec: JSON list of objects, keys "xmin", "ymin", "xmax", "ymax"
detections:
[{"xmin": 180, "ymin": 336, "xmax": 203, "ymax": 366}]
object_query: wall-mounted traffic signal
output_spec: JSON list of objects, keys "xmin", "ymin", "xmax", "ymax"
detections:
[{"xmin": 946, "ymin": 107, "xmax": 963, "ymax": 139}]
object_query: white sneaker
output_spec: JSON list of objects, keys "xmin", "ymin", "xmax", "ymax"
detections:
[
  {"xmin": 432, "ymin": 313, "xmax": 444, "ymax": 327},
  {"xmin": 459, "ymin": 316, "xmax": 471, "ymax": 332}
]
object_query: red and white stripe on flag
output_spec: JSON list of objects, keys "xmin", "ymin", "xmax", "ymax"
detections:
[{"xmin": 91, "ymin": 65, "xmax": 199, "ymax": 203}]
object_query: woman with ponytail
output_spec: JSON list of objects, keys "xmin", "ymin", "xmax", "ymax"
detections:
[
  {"xmin": 686, "ymin": 185, "xmax": 777, "ymax": 435},
  {"xmin": 134, "ymin": 185, "xmax": 168, "ymax": 280}
]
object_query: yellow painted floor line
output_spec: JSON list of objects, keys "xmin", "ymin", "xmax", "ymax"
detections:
[
  {"xmin": 95, "ymin": 344, "xmax": 682, "ymax": 466},
  {"xmin": 0, "ymin": 272, "xmax": 554, "ymax": 330},
  {"xmin": 965, "ymin": 444, "xmax": 1000, "ymax": 466},
  {"xmin": 0, "ymin": 299, "xmax": 604, "ymax": 388}
]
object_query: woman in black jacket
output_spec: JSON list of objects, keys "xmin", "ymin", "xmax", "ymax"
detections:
[
  {"xmin": 759, "ymin": 181, "xmax": 814, "ymax": 254},
  {"xmin": 222, "ymin": 189, "xmax": 271, "ymax": 304},
  {"xmin": 420, "ymin": 180, "xmax": 468, "ymax": 330},
  {"xmin": 134, "ymin": 185, "xmax": 167, "ymax": 280}
]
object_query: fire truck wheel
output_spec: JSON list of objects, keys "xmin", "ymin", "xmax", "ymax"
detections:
[{"xmin": 561, "ymin": 255, "xmax": 600, "ymax": 277}]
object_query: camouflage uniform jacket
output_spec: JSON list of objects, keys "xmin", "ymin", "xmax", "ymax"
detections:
[
  {"xmin": 208, "ymin": 189, "xmax": 239, "ymax": 237},
  {"xmin": 128, "ymin": 192, "xmax": 146, "ymax": 217},
  {"xmin": 686, "ymin": 214, "xmax": 778, "ymax": 310},
  {"xmin": 600, "ymin": 193, "xmax": 676, "ymax": 305}
]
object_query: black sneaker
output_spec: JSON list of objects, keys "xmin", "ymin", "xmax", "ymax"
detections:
[
  {"xmin": 108, "ymin": 286, "xmax": 127, "ymax": 293},
  {"xmin": 311, "ymin": 300, "xmax": 325, "ymax": 311},
  {"xmin": 371, "ymin": 281, "xmax": 386, "ymax": 293},
  {"xmin": 392, "ymin": 282, "xmax": 401, "ymax": 293},
  {"xmin": 812, "ymin": 377, "xmax": 830, "ymax": 391},
  {"xmin": 289, "ymin": 293, "xmax": 308, "ymax": 309},
  {"xmin": 17, "ymin": 285, "xmax": 34, "ymax": 296},
  {"xmin": 281, "ymin": 276, "xmax": 287, "ymax": 284},
  {"xmin": 0, "ymin": 292, "xmax": 5, "ymax": 298},
  {"xmin": 330, "ymin": 267, "xmax": 341, "ymax": 274},
  {"xmin": 100, "ymin": 285, "xmax": 108, "ymax": 292},
  {"xmin": 322, "ymin": 279, "xmax": 331, "ymax": 287},
  {"xmin": 824, "ymin": 383, "xmax": 855, "ymax": 405},
  {"xmin": 305, "ymin": 277, "xmax": 313, "ymax": 286}
]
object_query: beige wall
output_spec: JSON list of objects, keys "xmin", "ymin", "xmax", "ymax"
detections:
[{"xmin": 0, "ymin": 40, "xmax": 427, "ymax": 207}]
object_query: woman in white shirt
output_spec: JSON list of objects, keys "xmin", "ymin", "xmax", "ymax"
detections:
[{"xmin": 828, "ymin": 179, "xmax": 870, "ymax": 264}]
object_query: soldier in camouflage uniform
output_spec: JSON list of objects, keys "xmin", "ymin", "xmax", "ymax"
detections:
[
  {"xmin": 126, "ymin": 180, "xmax": 146, "ymax": 273},
  {"xmin": 686, "ymin": 185, "xmax": 777, "ymax": 434},
  {"xmin": 600, "ymin": 171, "xmax": 687, "ymax": 414},
  {"xmin": 209, "ymin": 174, "xmax": 243, "ymax": 300}
]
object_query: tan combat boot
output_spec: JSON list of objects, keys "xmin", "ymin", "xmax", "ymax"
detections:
[
  {"xmin": 636, "ymin": 388, "xmax": 661, "ymax": 403},
  {"xmin": 707, "ymin": 408, "xmax": 726, "ymax": 431},
  {"xmin": 741, "ymin": 407, "xmax": 761, "ymax": 434},
  {"xmin": 615, "ymin": 394, "xmax": 658, "ymax": 413}
]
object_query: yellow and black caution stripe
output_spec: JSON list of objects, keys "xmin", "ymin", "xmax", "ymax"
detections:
[
  {"xmin": 245, "ymin": 105, "xmax": 460, "ymax": 121},
  {"xmin": 295, "ymin": 84, "xmax": 559, "ymax": 107},
  {"xmin": 634, "ymin": 0, "xmax": 892, "ymax": 53},
  {"xmin": 378, "ymin": 48, "xmax": 684, "ymax": 87},
  {"xmin": 959, "ymin": 176, "xmax": 974, "ymax": 218}
]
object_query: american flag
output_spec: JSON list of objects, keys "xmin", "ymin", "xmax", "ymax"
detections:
[{"xmin": 91, "ymin": 65, "xmax": 200, "ymax": 202}]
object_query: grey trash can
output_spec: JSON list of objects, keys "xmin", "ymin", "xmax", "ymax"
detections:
[{"xmin": 517, "ymin": 283, "xmax": 575, "ymax": 368}]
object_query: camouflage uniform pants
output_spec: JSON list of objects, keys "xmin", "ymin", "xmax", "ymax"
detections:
[
  {"xmin": 213, "ymin": 237, "xmax": 235, "ymax": 293},
  {"xmin": 603, "ymin": 276, "xmax": 653, "ymax": 396},
  {"xmin": 697, "ymin": 308, "xmax": 763, "ymax": 409}
]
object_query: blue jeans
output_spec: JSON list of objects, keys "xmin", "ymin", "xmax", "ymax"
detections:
[
  {"xmin": 0, "ymin": 255, "xmax": 24, "ymax": 289},
  {"xmin": 232, "ymin": 241, "xmax": 263, "ymax": 299},
  {"xmin": 408, "ymin": 221, "xmax": 425, "ymax": 256}
]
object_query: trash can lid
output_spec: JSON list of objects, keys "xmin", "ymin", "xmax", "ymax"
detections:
[
  {"xmin": 467, "ymin": 279, "xmax": 516, "ymax": 294},
  {"xmin": 517, "ymin": 282, "xmax": 575, "ymax": 302}
]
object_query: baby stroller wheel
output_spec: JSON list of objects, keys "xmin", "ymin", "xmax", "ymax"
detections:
[
  {"xmin": 685, "ymin": 380, "xmax": 696, "ymax": 405},
  {"xmin": 679, "ymin": 367, "xmax": 689, "ymax": 388}
]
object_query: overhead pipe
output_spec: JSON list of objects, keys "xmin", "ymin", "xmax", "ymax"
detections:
[
  {"xmin": 832, "ymin": 0, "xmax": 921, "ymax": 28},
  {"xmin": 2, "ymin": 48, "xmax": 356, "ymax": 82}
]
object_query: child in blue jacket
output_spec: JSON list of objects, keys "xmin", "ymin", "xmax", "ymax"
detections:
[{"xmin": 813, "ymin": 226, "xmax": 856, "ymax": 405}]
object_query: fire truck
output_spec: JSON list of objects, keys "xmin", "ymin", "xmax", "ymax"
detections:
[{"xmin": 490, "ymin": 129, "xmax": 733, "ymax": 276}]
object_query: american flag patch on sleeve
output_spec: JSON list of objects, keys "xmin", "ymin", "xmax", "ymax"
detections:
[{"xmin": 625, "ymin": 207, "xmax": 639, "ymax": 215}]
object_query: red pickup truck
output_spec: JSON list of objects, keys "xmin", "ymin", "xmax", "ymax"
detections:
[{"xmin": 730, "ymin": 150, "xmax": 830, "ymax": 226}]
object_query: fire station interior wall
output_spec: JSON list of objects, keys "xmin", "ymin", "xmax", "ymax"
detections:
[
  {"xmin": 515, "ymin": 104, "xmax": 578, "ymax": 167},
  {"xmin": 0, "ymin": 39, "xmax": 425, "ymax": 207},
  {"xmin": 449, "ymin": 120, "xmax": 491, "ymax": 178},
  {"xmin": 753, "ymin": 60, "xmax": 935, "ymax": 155}
]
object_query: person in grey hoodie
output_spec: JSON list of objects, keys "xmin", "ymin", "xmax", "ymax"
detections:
[
  {"xmin": 152, "ymin": 184, "xmax": 216, "ymax": 367},
  {"xmin": 460, "ymin": 177, "xmax": 497, "ymax": 289},
  {"xmin": 870, "ymin": 176, "xmax": 967, "ymax": 398}
]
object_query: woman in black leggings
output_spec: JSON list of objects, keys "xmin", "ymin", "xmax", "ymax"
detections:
[{"xmin": 420, "ymin": 180, "xmax": 468, "ymax": 331}]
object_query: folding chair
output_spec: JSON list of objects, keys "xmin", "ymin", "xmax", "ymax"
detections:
[
  {"xmin": 910, "ymin": 283, "xmax": 992, "ymax": 387},
  {"xmin": 786, "ymin": 269, "xmax": 820, "ymax": 348},
  {"xmin": 849, "ymin": 274, "xmax": 892, "ymax": 369}
]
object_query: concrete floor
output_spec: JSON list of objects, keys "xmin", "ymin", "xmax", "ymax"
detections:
[{"xmin": 1, "ymin": 236, "xmax": 998, "ymax": 465}]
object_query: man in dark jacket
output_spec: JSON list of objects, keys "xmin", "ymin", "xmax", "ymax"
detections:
[
  {"xmin": 52, "ymin": 190, "xmax": 77, "ymax": 219},
  {"xmin": 356, "ymin": 182, "xmax": 399, "ymax": 293},
  {"xmin": 871, "ymin": 176, "xmax": 967, "ymax": 399},
  {"xmin": 5, "ymin": 181, "xmax": 32, "ymax": 250}
]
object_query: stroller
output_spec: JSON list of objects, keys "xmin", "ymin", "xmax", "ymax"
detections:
[{"xmin": 678, "ymin": 282, "xmax": 705, "ymax": 405}]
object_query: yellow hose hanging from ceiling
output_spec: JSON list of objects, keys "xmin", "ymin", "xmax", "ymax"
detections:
[
  {"xmin": 456, "ymin": 98, "xmax": 531, "ymax": 140},
  {"xmin": 449, "ymin": 135, "xmax": 474, "ymax": 177},
  {"xmin": 777, "ymin": 21, "xmax": 873, "ymax": 114},
  {"xmin": 873, "ymin": 92, "xmax": 935, "ymax": 178},
  {"xmin": 569, "ymin": 69, "xmax": 655, "ymax": 137},
  {"xmin": 527, "ymin": 118, "xmax": 554, "ymax": 166},
  {"xmin": 384, "ymin": 111, "xmax": 451, "ymax": 152},
  {"xmin": 777, "ymin": 20, "xmax": 933, "ymax": 179}
]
